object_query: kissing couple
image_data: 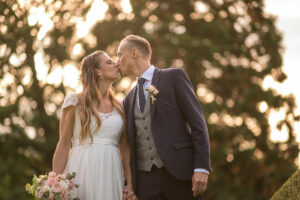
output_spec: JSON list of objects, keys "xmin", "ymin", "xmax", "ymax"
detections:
[{"xmin": 52, "ymin": 35, "xmax": 212, "ymax": 200}]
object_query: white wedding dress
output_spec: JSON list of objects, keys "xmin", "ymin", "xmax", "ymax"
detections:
[{"xmin": 62, "ymin": 93, "xmax": 124, "ymax": 200}]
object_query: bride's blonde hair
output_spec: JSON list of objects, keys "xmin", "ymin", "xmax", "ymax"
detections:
[{"xmin": 77, "ymin": 51, "xmax": 125, "ymax": 143}]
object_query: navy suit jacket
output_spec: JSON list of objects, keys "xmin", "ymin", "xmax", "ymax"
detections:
[{"xmin": 123, "ymin": 67, "xmax": 211, "ymax": 190}]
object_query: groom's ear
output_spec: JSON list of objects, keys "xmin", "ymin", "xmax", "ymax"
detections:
[{"xmin": 132, "ymin": 48, "xmax": 139, "ymax": 59}]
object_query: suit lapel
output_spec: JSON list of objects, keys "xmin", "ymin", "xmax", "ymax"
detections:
[
  {"xmin": 128, "ymin": 86, "xmax": 137, "ymax": 140},
  {"xmin": 150, "ymin": 68, "xmax": 161, "ymax": 119}
]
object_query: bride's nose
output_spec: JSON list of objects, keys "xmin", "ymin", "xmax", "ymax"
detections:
[{"xmin": 113, "ymin": 62, "xmax": 119, "ymax": 68}]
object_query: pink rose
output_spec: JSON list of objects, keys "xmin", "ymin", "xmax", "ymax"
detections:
[
  {"xmin": 69, "ymin": 178, "xmax": 75, "ymax": 188},
  {"xmin": 71, "ymin": 178, "xmax": 75, "ymax": 184},
  {"xmin": 49, "ymin": 192, "xmax": 54, "ymax": 200},
  {"xmin": 47, "ymin": 177, "xmax": 56, "ymax": 186},
  {"xmin": 59, "ymin": 180, "xmax": 69, "ymax": 191},
  {"xmin": 56, "ymin": 174, "xmax": 66, "ymax": 181},
  {"xmin": 61, "ymin": 190, "xmax": 68, "ymax": 200},
  {"xmin": 52, "ymin": 182, "xmax": 62, "ymax": 193},
  {"xmin": 41, "ymin": 179, "xmax": 46, "ymax": 186},
  {"xmin": 37, "ymin": 190, "xmax": 44, "ymax": 198},
  {"xmin": 48, "ymin": 171, "xmax": 56, "ymax": 178}
]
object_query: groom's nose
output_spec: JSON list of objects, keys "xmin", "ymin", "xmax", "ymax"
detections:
[{"xmin": 115, "ymin": 63, "xmax": 120, "ymax": 70}]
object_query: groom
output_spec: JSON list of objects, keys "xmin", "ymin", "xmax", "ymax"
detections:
[{"xmin": 118, "ymin": 35, "xmax": 212, "ymax": 200}]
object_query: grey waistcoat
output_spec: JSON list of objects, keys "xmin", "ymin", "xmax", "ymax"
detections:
[{"xmin": 134, "ymin": 96, "xmax": 164, "ymax": 171}]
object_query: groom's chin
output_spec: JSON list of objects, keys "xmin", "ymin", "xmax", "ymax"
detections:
[
  {"xmin": 119, "ymin": 70, "xmax": 125, "ymax": 76},
  {"xmin": 120, "ymin": 69, "xmax": 129, "ymax": 76}
]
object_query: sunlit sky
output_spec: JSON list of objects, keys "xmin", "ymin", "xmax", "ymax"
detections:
[{"xmin": 1, "ymin": 0, "xmax": 300, "ymax": 146}]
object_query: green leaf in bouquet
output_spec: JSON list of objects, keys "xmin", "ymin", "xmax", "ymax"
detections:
[
  {"xmin": 66, "ymin": 172, "xmax": 76, "ymax": 180},
  {"xmin": 25, "ymin": 175, "xmax": 40, "ymax": 196},
  {"xmin": 54, "ymin": 192, "xmax": 61, "ymax": 200},
  {"xmin": 25, "ymin": 183, "xmax": 33, "ymax": 194},
  {"xmin": 44, "ymin": 191, "xmax": 50, "ymax": 198},
  {"xmin": 33, "ymin": 175, "xmax": 38, "ymax": 185},
  {"xmin": 39, "ymin": 174, "xmax": 47, "ymax": 181}
]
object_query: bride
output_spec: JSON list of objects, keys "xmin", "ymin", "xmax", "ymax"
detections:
[{"xmin": 52, "ymin": 51, "xmax": 136, "ymax": 200}]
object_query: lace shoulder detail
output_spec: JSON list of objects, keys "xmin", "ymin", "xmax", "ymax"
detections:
[{"xmin": 61, "ymin": 93, "xmax": 78, "ymax": 109}]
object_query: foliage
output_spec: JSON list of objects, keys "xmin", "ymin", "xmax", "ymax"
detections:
[
  {"xmin": 271, "ymin": 169, "xmax": 300, "ymax": 200},
  {"xmin": 0, "ymin": 0, "xmax": 299, "ymax": 199}
]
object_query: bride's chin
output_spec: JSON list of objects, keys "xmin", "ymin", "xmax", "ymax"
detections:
[{"xmin": 112, "ymin": 76, "xmax": 121, "ymax": 82}]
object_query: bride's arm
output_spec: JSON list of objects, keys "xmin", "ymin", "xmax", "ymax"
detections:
[
  {"xmin": 52, "ymin": 106, "xmax": 75, "ymax": 174},
  {"xmin": 119, "ymin": 131, "xmax": 135, "ymax": 195}
]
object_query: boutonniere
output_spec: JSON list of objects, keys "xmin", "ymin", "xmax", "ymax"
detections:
[{"xmin": 145, "ymin": 85, "xmax": 159, "ymax": 104}]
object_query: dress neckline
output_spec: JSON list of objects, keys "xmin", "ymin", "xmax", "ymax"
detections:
[{"xmin": 99, "ymin": 107, "xmax": 116, "ymax": 115}]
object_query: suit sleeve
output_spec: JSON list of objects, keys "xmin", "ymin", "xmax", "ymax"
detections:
[
  {"xmin": 173, "ymin": 68, "xmax": 211, "ymax": 172},
  {"xmin": 123, "ymin": 96, "xmax": 129, "ymax": 118}
]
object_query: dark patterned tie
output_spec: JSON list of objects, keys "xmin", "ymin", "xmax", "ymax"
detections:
[{"xmin": 138, "ymin": 77, "xmax": 146, "ymax": 112}]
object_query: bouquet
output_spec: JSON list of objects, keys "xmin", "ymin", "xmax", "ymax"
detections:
[{"xmin": 25, "ymin": 171, "xmax": 80, "ymax": 200}]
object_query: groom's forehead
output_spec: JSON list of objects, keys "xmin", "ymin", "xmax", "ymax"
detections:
[
  {"xmin": 117, "ymin": 43, "xmax": 124, "ymax": 52},
  {"xmin": 118, "ymin": 42, "xmax": 129, "ymax": 53}
]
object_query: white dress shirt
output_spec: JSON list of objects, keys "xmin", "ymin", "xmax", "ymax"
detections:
[{"xmin": 136, "ymin": 65, "xmax": 209, "ymax": 175}]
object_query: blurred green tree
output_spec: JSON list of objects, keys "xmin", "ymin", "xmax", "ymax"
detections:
[
  {"xmin": 0, "ymin": 0, "xmax": 299, "ymax": 199},
  {"xmin": 0, "ymin": 0, "xmax": 83, "ymax": 199}
]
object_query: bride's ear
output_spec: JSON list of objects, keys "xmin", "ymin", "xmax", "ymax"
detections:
[{"xmin": 95, "ymin": 68, "xmax": 102, "ymax": 78}]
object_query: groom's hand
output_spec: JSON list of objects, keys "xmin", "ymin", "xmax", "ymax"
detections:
[
  {"xmin": 123, "ymin": 186, "xmax": 137, "ymax": 200},
  {"xmin": 192, "ymin": 172, "xmax": 208, "ymax": 197}
]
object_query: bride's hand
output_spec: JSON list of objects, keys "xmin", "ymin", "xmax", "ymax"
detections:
[{"xmin": 127, "ymin": 192, "xmax": 137, "ymax": 200}]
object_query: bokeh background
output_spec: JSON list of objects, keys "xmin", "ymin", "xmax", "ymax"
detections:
[{"xmin": 0, "ymin": 0, "xmax": 299, "ymax": 199}]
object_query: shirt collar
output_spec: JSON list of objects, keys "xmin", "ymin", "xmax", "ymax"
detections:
[{"xmin": 138, "ymin": 65, "xmax": 155, "ymax": 81}]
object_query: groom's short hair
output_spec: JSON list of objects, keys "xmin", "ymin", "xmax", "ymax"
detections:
[{"xmin": 121, "ymin": 35, "xmax": 152, "ymax": 59}]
